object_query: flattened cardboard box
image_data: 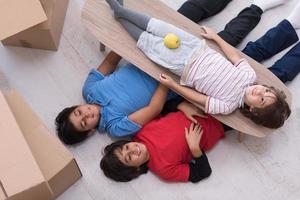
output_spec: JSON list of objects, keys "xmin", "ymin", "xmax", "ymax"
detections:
[
  {"xmin": 0, "ymin": 90, "xmax": 81, "ymax": 200},
  {"xmin": 0, "ymin": 0, "xmax": 69, "ymax": 50}
]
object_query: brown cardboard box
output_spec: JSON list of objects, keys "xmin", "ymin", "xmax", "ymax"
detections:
[
  {"xmin": 0, "ymin": 0, "xmax": 69, "ymax": 50},
  {"xmin": 0, "ymin": 90, "xmax": 81, "ymax": 200}
]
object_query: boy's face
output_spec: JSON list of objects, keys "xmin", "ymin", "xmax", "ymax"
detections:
[
  {"xmin": 244, "ymin": 85, "xmax": 276, "ymax": 111},
  {"xmin": 69, "ymin": 104, "xmax": 100, "ymax": 132},
  {"xmin": 115, "ymin": 142, "xmax": 149, "ymax": 167}
]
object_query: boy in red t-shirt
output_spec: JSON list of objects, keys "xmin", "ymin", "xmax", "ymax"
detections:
[{"xmin": 100, "ymin": 101, "xmax": 225, "ymax": 182}]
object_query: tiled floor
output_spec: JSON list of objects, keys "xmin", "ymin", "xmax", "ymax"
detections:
[{"xmin": 1, "ymin": 0, "xmax": 299, "ymax": 199}]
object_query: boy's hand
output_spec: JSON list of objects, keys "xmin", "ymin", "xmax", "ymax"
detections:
[
  {"xmin": 185, "ymin": 123, "xmax": 203, "ymax": 158},
  {"xmin": 159, "ymin": 73, "xmax": 176, "ymax": 88},
  {"xmin": 178, "ymin": 101, "xmax": 207, "ymax": 124},
  {"xmin": 200, "ymin": 26, "xmax": 218, "ymax": 40}
]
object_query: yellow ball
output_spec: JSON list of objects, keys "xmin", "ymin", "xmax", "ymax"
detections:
[{"xmin": 163, "ymin": 33, "xmax": 180, "ymax": 49}]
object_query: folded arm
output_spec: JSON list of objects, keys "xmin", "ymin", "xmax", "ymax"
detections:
[{"xmin": 128, "ymin": 83, "xmax": 169, "ymax": 126}]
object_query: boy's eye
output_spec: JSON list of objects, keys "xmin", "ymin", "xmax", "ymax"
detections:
[
  {"xmin": 126, "ymin": 154, "xmax": 131, "ymax": 161},
  {"xmin": 126, "ymin": 145, "xmax": 129, "ymax": 150}
]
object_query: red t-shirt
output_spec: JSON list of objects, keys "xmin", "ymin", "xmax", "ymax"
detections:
[{"xmin": 134, "ymin": 111, "xmax": 224, "ymax": 182}]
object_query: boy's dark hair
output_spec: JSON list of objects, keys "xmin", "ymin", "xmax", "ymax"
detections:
[
  {"xmin": 240, "ymin": 86, "xmax": 291, "ymax": 129},
  {"xmin": 55, "ymin": 106, "xmax": 90, "ymax": 145},
  {"xmin": 100, "ymin": 140, "xmax": 148, "ymax": 182}
]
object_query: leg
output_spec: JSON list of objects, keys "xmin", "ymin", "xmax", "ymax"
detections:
[
  {"xmin": 218, "ymin": 5, "xmax": 263, "ymax": 47},
  {"xmin": 177, "ymin": 0, "xmax": 232, "ymax": 23},
  {"xmin": 100, "ymin": 42, "xmax": 106, "ymax": 52},
  {"xmin": 107, "ymin": 0, "xmax": 198, "ymax": 41},
  {"xmin": 269, "ymin": 42, "xmax": 300, "ymax": 83},
  {"xmin": 106, "ymin": 0, "xmax": 150, "ymax": 30},
  {"xmin": 242, "ymin": 20, "xmax": 299, "ymax": 62},
  {"xmin": 269, "ymin": 1, "xmax": 300, "ymax": 83},
  {"xmin": 118, "ymin": 19, "xmax": 144, "ymax": 41},
  {"xmin": 238, "ymin": 131, "xmax": 245, "ymax": 143}
]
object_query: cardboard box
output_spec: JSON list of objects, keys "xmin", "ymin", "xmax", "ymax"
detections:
[
  {"xmin": 0, "ymin": 90, "xmax": 81, "ymax": 200},
  {"xmin": 0, "ymin": 0, "xmax": 69, "ymax": 50}
]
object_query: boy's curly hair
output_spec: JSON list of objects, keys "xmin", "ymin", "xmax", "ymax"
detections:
[
  {"xmin": 55, "ymin": 106, "xmax": 90, "ymax": 145},
  {"xmin": 240, "ymin": 86, "xmax": 291, "ymax": 129}
]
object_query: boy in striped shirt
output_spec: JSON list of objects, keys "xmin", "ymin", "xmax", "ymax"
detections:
[{"xmin": 106, "ymin": 0, "xmax": 290, "ymax": 129}]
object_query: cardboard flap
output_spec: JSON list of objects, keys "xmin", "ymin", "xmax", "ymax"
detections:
[
  {"xmin": 0, "ymin": 0, "xmax": 47, "ymax": 40},
  {"xmin": 0, "ymin": 180, "xmax": 8, "ymax": 200}
]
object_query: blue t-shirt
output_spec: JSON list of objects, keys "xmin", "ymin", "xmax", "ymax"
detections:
[{"xmin": 82, "ymin": 64, "xmax": 177, "ymax": 137}]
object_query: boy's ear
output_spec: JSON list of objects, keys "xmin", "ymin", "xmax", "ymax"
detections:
[{"xmin": 249, "ymin": 106, "xmax": 254, "ymax": 112}]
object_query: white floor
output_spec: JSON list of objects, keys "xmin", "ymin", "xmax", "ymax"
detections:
[{"xmin": 1, "ymin": 0, "xmax": 300, "ymax": 199}]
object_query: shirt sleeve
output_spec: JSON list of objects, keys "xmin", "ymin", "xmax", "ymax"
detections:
[
  {"xmin": 206, "ymin": 96, "xmax": 237, "ymax": 114},
  {"xmin": 156, "ymin": 163, "xmax": 190, "ymax": 182},
  {"xmin": 188, "ymin": 152, "xmax": 212, "ymax": 183},
  {"xmin": 82, "ymin": 69, "xmax": 105, "ymax": 100},
  {"xmin": 106, "ymin": 116, "xmax": 141, "ymax": 137}
]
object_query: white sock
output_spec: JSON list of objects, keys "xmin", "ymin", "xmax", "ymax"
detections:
[
  {"xmin": 286, "ymin": 1, "xmax": 300, "ymax": 29},
  {"xmin": 253, "ymin": 0, "xmax": 286, "ymax": 11}
]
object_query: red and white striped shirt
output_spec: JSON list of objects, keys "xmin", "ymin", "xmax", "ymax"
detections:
[{"xmin": 181, "ymin": 47, "xmax": 256, "ymax": 114}]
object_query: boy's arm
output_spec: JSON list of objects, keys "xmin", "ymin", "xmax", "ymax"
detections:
[
  {"xmin": 159, "ymin": 74, "xmax": 207, "ymax": 111},
  {"xmin": 172, "ymin": 83, "xmax": 207, "ymax": 109},
  {"xmin": 128, "ymin": 84, "xmax": 169, "ymax": 126},
  {"xmin": 200, "ymin": 26, "xmax": 242, "ymax": 64},
  {"xmin": 97, "ymin": 51, "xmax": 122, "ymax": 75}
]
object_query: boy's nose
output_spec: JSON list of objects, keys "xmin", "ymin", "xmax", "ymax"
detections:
[
  {"xmin": 129, "ymin": 148, "xmax": 137, "ymax": 155},
  {"xmin": 84, "ymin": 113, "xmax": 92, "ymax": 119},
  {"xmin": 256, "ymin": 89, "xmax": 263, "ymax": 95}
]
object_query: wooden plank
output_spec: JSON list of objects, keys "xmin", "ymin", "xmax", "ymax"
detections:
[{"xmin": 81, "ymin": 0, "xmax": 292, "ymax": 137}]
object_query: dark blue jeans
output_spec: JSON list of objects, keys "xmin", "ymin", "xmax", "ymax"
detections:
[{"xmin": 242, "ymin": 20, "xmax": 300, "ymax": 83}]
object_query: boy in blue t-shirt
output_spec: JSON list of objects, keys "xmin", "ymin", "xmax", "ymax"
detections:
[{"xmin": 55, "ymin": 51, "xmax": 177, "ymax": 144}]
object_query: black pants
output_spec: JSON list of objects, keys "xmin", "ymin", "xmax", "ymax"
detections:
[
  {"xmin": 177, "ymin": 0, "xmax": 232, "ymax": 22},
  {"xmin": 177, "ymin": 0, "xmax": 263, "ymax": 47}
]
